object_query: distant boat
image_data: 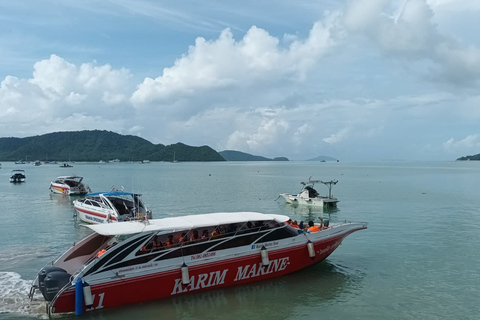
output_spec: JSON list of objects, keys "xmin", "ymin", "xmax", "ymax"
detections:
[
  {"xmin": 15, "ymin": 160, "xmax": 26, "ymax": 164},
  {"xmin": 142, "ymin": 160, "xmax": 150, "ymax": 164},
  {"xmin": 59, "ymin": 163, "xmax": 73, "ymax": 168},
  {"xmin": 98, "ymin": 160, "xmax": 106, "ymax": 164},
  {"xmin": 173, "ymin": 151, "xmax": 178, "ymax": 163},
  {"xmin": 10, "ymin": 169, "xmax": 26, "ymax": 183},
  {"xmin": 34, "ymin": 160, "xmax": 42, "ymax": 166}
]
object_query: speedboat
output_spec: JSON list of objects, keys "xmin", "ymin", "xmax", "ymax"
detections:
[
  {"xmin": 29, "ymin": 212, "xmax": 367, "ymax": 316},
  {"xmin": 10, "ymin": 169, "xmax": 26, "ymax": 183},
  {"xmin": 50, "ymin": 176, "xmax": 90, "ymax": 196},
  {"xmin": 73, "ymin": 192, "xmax": 153, "ymax": 224},
  {"xmin": 60, "ymin": 163, "xmax": 73, "ymax": 168},
  {"xmin": 280, "ymin": 178, "xmax": 339, "ymax": 207}
]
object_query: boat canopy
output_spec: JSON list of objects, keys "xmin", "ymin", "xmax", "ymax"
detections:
[
  {"xmin": 87, "ymin": 192, "xmax": 138, "ymax": 197},
  {"xmin": 56, "ymin": 176, "xmax": 82, "ymax": 181},
  {"xmin": 85, "ymin": 212, "xmax": 289, "ymax": 236}
]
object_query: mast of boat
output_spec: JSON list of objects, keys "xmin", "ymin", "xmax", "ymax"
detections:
[{"xmin": 320, "ymin": 180, "xmax": 338, "ymax": 198}]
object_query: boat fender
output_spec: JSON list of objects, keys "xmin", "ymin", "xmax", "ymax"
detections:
[
  {"xmin": 75, "ymin": 278, "xmax": 83, "ymax": 316},
  {"xmin": 83, "ymin": 281, "xmax": 94, "ymax": 307},
  {"xmin": 181, "ymin": 263, "xmax": 190, "ymax": 285},
  {"xmin": 261, "ymin": 246, "xmax": 269, "ymax": 266},
  {"xmin": 307, "ymin": 240, "xmax": 315, "ymax": 258}
]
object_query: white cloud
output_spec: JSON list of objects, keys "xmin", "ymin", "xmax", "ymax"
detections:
[
  {"xmin": 0, "ymin": 55, "xmax": 135, "ymax": 137},
  {"xmin": 343, "ymin": 0, "xmax": 480, "ymax": 86},
  {"xmin": 131, "ymin": 17, "xmax": 340, "ymax": 107},
  {"xmin": 444, "ymin": 134, "xmax": 480, "ymax": 154},
  {"xmin": 323, "ymin": 127, "xmax": 350, "ymax": 144}
]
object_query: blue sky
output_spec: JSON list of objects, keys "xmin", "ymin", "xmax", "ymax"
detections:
[{"xmin": 1, "ymin": 0, "xmax": 480, "ymax": 161}]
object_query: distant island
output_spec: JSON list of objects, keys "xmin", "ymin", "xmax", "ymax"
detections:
[
  {"xmin": 0, "ymin": 130, "xmax": 225, "ymax": 162},
  {"xmin": 457, "ymin": 154, "xmax": 480, "ymax": 161},
  {"xmin": 219, "ymin": 150, "xmax": 289, "ymax": 161},
  {"xmin": 306, "ymin": 155, "xmax": 339, "ymax": 162}
]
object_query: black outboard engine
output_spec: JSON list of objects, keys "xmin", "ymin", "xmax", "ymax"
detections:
[
  {"xmin": 38, "ymin": 266, "xmax": 67, "ymax": 296},
  {"xmin": 43, "ymin": 270, "xmax": 72, "ymax": 301}
]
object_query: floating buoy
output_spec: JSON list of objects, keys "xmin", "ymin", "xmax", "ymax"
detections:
[
  {"xmin": 307, "ymin": 240, "xmax": 315, "ymax": 258},
  {"xmin": 83, "ymin": 281, "xmax": 94, "ymax": 307},
  {"xmin": 181, "ymin": 263, "xmax": 190, "ymax": 285},
  {"xmin": 75, "ymin": 278, "xmax": 83, "ymax": 316},
  {"xmin": 261, "ymin": 246, "xmax": 269, "ymax": 266}
]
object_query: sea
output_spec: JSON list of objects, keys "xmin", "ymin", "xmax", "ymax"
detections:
[{"xmin": 0, "ymin": 160, "xmax": 479, "ymax": 320}]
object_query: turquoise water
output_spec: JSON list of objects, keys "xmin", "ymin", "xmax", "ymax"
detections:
[{"xmin": 0, "ymin": 161, "xmax": 479, "ymax": 320}]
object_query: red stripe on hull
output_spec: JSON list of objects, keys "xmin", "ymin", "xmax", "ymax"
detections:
[{"xmin": 52, "ymin": 232, "xmax": 353, "ymax": 313}]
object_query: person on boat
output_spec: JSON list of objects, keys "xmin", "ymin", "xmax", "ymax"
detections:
[
  {"xmin": 201, "ymin": 229, "xmax": 209, "ymax": 239},
  {"xmin": 291, "ymin": 220, "xmax": 300, "ymax": 229},
  {"xmin": 97, "ymin": 249, "xmax": 107, "ymax": 257},
  {"xmin": 307, "ymin": 221, "xmax": 320, "ymax": 233},
  {"xmin": 152, "ymin": 236, "xmax": 163, "ymax": 250},
  {"xmin": 211, "ymin": 228, "xmax": 221, "ymax": 238},
  {"xmin": 190, "ymin": 230, "xmax": 199, "ymax": 242},
  {"xmin": 319, "ymin": 218, "xmax": 329, "ymax": 230},
  {"xmin": 286, "ymin": 219, "xmax": 292, "ymax": 226},
  {"xmin": 165, "ymin": 235, "xmax": 175, "ymax": 246},
  {"xmin": 179, "ymin": 232, "xmax": 188, "ymax": 243}
]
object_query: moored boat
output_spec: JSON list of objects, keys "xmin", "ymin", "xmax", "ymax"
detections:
[
  {"xmin": 50, "ymin": 176, "xmax": 90, "ymax": 196},
  {"xmin": 280, "ymin": 178, "xmax": 339, "ymax": 207},
  {"xmin": 10, "ymin": 169, "xmax": 26, "ymax": 183},
  {"xmin": 29, "ymin": 212, "xmax": 367, "ymax": 315},
  {"xmin": 73, "ymin": 192, "xmax": 152, "ymax": 224}
]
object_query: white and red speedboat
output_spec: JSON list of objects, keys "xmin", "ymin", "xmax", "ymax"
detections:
[
  {"xmin": 50, "ymin": 176, "xmax": 90, "ymax": 196},
  {"xmin": 73, "ymin": 192, "xmax": 152, "ymax": 224},
  {"xmin": 29, "ymin": 212, "xmax": 367, "ymax": 316}
]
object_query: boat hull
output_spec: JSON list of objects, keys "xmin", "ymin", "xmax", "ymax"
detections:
[
  {"xmin": 280, "ymin": 193, "xmax": 337, "ymax": 207},
  {"xmin": 49, "ymin": 227, "xmax": 363, "ymax": 314},
  {"xmin": 74, "ymin": 206, "xmax": 118, "ymax": 224}
]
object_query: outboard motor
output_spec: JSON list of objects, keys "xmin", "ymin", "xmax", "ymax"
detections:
[
  {"xmin": 43, "ymin": 271, "xmax": 72, "ymax": 301},
  {"xmin": 38, "ymin": 266, "xmax": 67, "ymax": 296}
]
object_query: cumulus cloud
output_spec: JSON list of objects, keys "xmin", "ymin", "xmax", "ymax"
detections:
[
  {"xmin": 0, "ymin": 55, "xmax": 134, "ymax": 137},
  {"xmin": 343, "ymin": 0, "xmax": 480, "ymax": 86},
  {"xmin": 444, "ymin": 134, "xmax": 480, "ymax": 154},
  {"xmin": 131, "ymin": 17, "xmax": 340, "ymax": 107},
  {"xmin": 323, "ymin": 127, "xmax": 350, "ymax": 144}
]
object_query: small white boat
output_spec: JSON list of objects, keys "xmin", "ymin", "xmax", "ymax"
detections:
[
  {"xmin": 59, "ymin": 163, "xmax": 73, "ymax": 168},
  {"xmin": 50, "ymin": 176, "xmax": 90, "ymax": 196},
  {"xmin": 142, "ymin": 160, "xmax": 150, "ymax": 163},
  {"xmin": 10, "ymin": 169, "xmax": 26, "ymax": 183},
  {"xmin": 29, "ymin": 212, "xmax": 367, "ymax": 315},
  {"xmin": 73, "ymin": 191, "xmax": 152, "ymax": 224},
  {"xmin": 280, "ymin": 178, "xmax": 339, "ymax": 207}
]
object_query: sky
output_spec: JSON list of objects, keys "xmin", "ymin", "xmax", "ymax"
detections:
[{"xmin": 1, "ymin": 0, "xmax": 480, "ymax": 161}]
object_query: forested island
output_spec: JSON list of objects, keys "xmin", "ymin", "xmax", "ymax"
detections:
[
  {"xmin": 219, "ymin": 150, "xmax": 289, "ymax": 161},
  {"xmin": 457, "ymin": 154, "xmax": 480, "ymax": 161},
  {"xmin": 0, "ymin": 130, "xmax": 225, "ymax": 162}
]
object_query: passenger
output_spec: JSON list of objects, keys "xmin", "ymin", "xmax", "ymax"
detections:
[
  {"xmin": 246, "ymin": 221, "xmax": 254, "ymax": 229},
  {"xmin": 152, "ymin": 236, "xmax": 163, "ymax": 250},
  {"xmin": 227, "ymin": 223, "xmax": 237, "ymax": 234},
  {"xmin": 97, "ymin": 249, "xmax": 106, "ymax": 257},
  {"xmin": 201, "ymin": 229, "xmax": 209, "ymax": 239},
  {"xmin": 320, "ymin": 218, "xmax": 329, "ymax": 230},
  {"xmin": 211, "ymin": 228, "xmax": 220, "ymax": 238},
  {"xmin": 179, "ymin": 232, "xmax": 188, "ymax": 243},
  {"xmin": 165, "ymin": 235, "xmax": 175, "ymax": 247},
  {"xmin": 299, "ymin": 221, "xmax": 304, "ymax": 230},
  {"xmin": 190, "ymin": 230, "xmax": 199, "ymax": 242},
  {"xmin": 307, "ymin": 221, "xmax": 320, "ymax": 233},
  {"xmin": 286, "ymin": 219, "xmax": 292, "ymax": 226},
  {"xmin": 291, "ymin": 220, "xmax": 300, "ymax": 229}
]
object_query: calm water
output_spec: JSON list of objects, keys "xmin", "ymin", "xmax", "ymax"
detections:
[{"xmin": 0, "ymin": 161, "xmax": 479, "ymax": 320}]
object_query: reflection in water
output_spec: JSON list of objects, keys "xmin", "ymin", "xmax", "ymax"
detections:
[{"xmin": 89, "ymin": 262, "xmax": 363, "ymax": 320}]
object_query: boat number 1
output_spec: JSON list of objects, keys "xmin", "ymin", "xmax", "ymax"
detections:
[{"xmin": 86, "ymin": 292, "xmax": 105, "ymax": 311}]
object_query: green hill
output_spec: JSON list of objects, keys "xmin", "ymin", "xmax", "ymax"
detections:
[
  {"xmin": 306, "ymin": 155, "xmax": 338, "ymax": 162},
  {"xmin": 0, "ymin": 130, "xmax": 225, "ymax": 162},
  {"xmin": 219, "ymin": 150, "xmax": 289, "ymax": 161},
  {"xmin": 457, "ymin": 154, "xmax": 480, "ymax": 161}
]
